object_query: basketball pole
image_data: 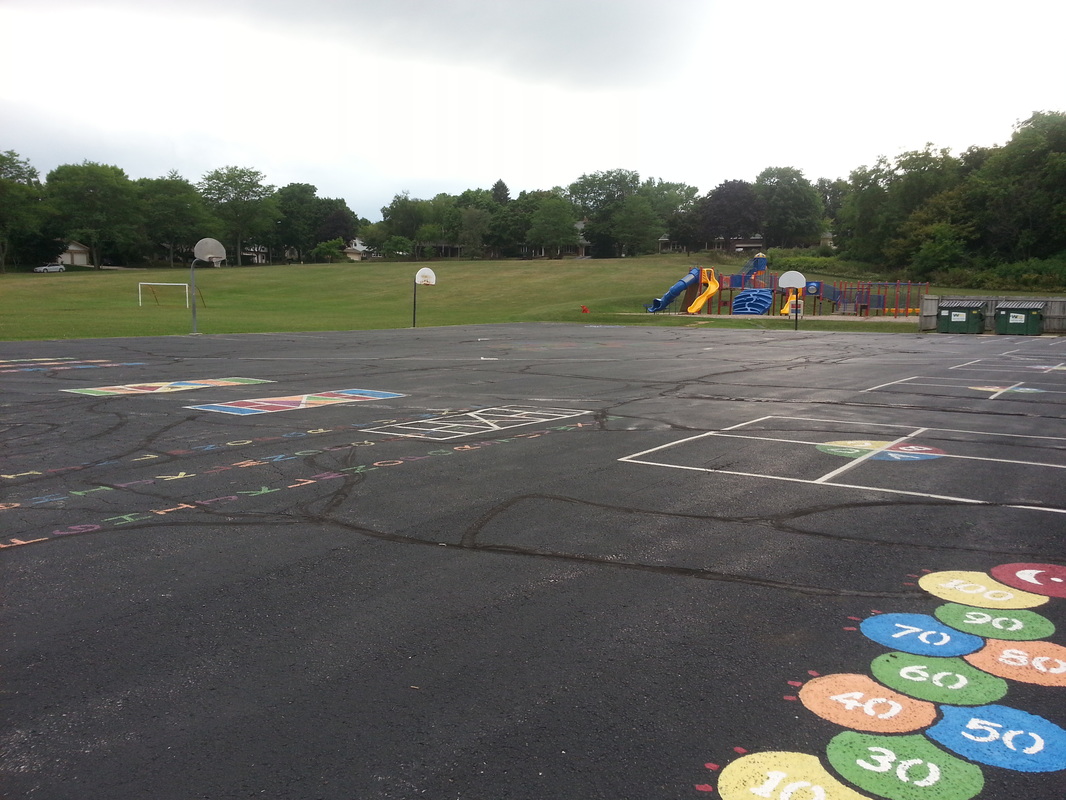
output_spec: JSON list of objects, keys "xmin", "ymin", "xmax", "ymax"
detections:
[{"xmin": 190, "ymin": 258, "xmax": 200, "ymax": 334}]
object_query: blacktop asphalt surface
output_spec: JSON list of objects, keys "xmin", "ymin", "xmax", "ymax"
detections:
[{"xmin": 2, "ymin": 322, "xmax": 1065, "ymax": 800}]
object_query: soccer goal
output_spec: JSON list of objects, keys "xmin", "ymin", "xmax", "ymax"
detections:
[{"xmin": 139, "ymin": 282, "xmax": 189, "ymax": 307}]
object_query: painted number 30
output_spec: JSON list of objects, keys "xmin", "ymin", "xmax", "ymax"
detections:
[{"xmin": 856, "ymin": 746, "xmax": 941, "ymax": 787}]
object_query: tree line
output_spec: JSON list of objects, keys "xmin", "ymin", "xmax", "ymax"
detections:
[{"xmin": 2, "ymin": 111, "xmax": 1063, "ymax": 286}]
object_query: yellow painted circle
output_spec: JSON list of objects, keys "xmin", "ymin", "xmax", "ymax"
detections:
[
  {"xmin": 718, "ymin": 751, "xmax": 872, "ymax": 799},
  {"xmin": 919, "ymin": 571, "xmax": 1049, "ymax": 609}
]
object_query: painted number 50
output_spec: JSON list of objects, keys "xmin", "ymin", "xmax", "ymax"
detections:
[{"xmin": 960, "ymin": 718, "xmax": 1044, "ymax": 754}]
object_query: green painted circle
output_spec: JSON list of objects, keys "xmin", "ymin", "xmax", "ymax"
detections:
[
  {"xmin": 870, "ymin": 651, "xmax": 1008, "ymax": 705},
  {"xmin": 934, "ymin": 602, "xmax": 1055, "ymax": 641},
  {"xmin": 827, "ymin": 731, "xmax": 984, "ymax": 800}
]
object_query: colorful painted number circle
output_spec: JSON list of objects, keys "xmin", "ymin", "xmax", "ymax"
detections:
[
  {"xmin": 816, "ymin": 440, "xmax": 945, "ymax": 461},
  {"xmin": 798, "ymin": 673, "xmax": 937, "ymax": 733},
  {"xmin": 826, "ymin": 731, "xmax": 984, "ymax": 800},
  {"xmin": 927, "ymin": 704, "xmax": 1066, "ymax": 772},
  {"xmin": 963, "ymin": 639, "xmax": 1066, "ymax": 687},
  {"xmin": 861, "ymin": 613, "xmax": 984, "ymax": 657},
  {"xmin": 934, "ymin": 602, "xmax": 1055, "ymax": 641},
  {"xmin": 869, "ymin": 652, "xmax": 1008, "ymax": 706},
  {"xmin": 716, "ymin": 751, "xmax": 871, "ymax": 800},
  {"xmin": 990, "ymin": 562, "xmax": 1066, "ymax": 599},
  {"xmin": 918, "ymin": 570, "xmax": 1049, "ymax": 609}
]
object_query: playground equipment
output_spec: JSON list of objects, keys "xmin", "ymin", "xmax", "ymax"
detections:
[
  {"xmin": 686, "ymin": 269, "xmax": 720, "ymax": 313},
  {"xmin": 645, "ymin": 259, "xmax": 928, "ymax": 318},
  {"xmin": 645, "ymin": 267, "xmax": 701, "ymax": 312},
  {"xmin": 779, "ymin": 287, "xmax": 802, "ymax": 315}
]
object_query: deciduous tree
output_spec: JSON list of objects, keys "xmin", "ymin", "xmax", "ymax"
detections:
[
  {"xmin": 46, "ymin": 161, "xmax": 142, "ymax": 268},
  {"xmin": 0, "ymin": 151, "xmax": 46, "ymax": 272},
  {"xmin": 526, "ymin": 196, "xmax": 578, "ymax": 257},
  {"xmin": 197, "ymin": 166, "xmax": 278, "ymax": 266},
  {"xmin": 138, "ymin": 171, "xmax": 215, "ymax": 266},
  {"xmin": 754, "ymin": 167, "xmax": 823, "ymax": 247}
]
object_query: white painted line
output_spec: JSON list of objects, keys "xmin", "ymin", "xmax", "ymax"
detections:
[
  {"xmin": 814, "ymin": 428, "xmax": 928, "ymax": 484},
  {"xmin": 619, "ymin": 460, "xmax": 1066, "ymax": 514},
  {"xmin": 862, "ymin": 376, "xmax": 918, "ymax": 393},
  {"xmin": 706, "ymin": 431, "xmax": 1066, "ymax": 470},
  {"xmin": 987, "ymin": 381, "xmax": 1026, "ymax": 400},
  {"xmin": 618, "ymin": 416, "xmax": 776, "ymax": 462},
  {"xmin": 948, "ymin": 359, "xmax": 983, "ymax": 370},
  {"xmin": 619, "ymin": 415, "xmax": 1066, "ymax": 513}
]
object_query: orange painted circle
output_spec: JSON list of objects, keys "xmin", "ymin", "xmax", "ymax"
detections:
[
  {"xmin": 963, "ymin": 639, "xmax": 1066, "ymax": 687},
  {"xmin": 798, "ymin": 673, "xmax": 938, "ymax": 733}
]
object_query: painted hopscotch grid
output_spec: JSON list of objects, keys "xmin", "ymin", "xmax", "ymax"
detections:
[
  {"xmin": 619, "ymin": 415, "xmax": 1066, "ymax": 514},
  {"xmin": 187, "ymin": 388, "xmax": 406, "ymax": 415},
  {"xmin": 1, "ymin": 358, "xmax": 147, "ymax": 373},
  {"xmin": 362, "ymin": 405, "xmax": 592, "ymax": 440},
  {"xmin": 62, "ymin": 378, "xmax": 274, "ymax": 396}
]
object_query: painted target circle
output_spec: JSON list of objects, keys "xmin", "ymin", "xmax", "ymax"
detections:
[{"xmin": 817, "ymin": 440, "xmax": 946, "ymax": 461}]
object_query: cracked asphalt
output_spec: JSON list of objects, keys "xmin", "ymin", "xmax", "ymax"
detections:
[{"xmin": 2, "ymin": 323, "xmax": 1064, "ymax": 799}]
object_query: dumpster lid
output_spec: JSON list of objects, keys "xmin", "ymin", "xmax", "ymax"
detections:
[
  {"xmin": 938, "ymin": 300, "xmax": 986, "ymax": 309},
  {"xmin": 995, "ymin": 301, "xmax": 1045, "ymax": 310}
]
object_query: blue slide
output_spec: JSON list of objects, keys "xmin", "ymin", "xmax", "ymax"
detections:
[{"xmin": 646, "ymin": 267, "xmax": 700, "ymax": 312}]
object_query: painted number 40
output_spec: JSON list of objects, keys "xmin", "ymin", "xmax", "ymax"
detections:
[{"xmin": 829, "ymin": 692, "xmax": 903, "ymax": 719}]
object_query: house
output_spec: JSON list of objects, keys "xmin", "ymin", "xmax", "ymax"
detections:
[
  {"xmin": 344, "ymin": 238, "xmax": 370, "ymax": 261},
  {"xmin": 58, "ymin": 241, "xmax": 90, "ymax": 266},
  {"xmin": 712, "ymin": 236, "xmax": 765, "ymax": 254}
]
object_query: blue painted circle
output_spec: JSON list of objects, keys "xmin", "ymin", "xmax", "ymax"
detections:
[
  {"xmin": 860, "ymin": 613, "xmax": 985, "ymax": 656},
  {"xmin": 927, "ymin": 704, "xmax": 1066, "ymax": 772}
]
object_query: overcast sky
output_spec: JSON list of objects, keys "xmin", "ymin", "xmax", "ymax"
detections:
[{"xmin": 2, "ymin": 0, "xmax": 1063, "ymax": 220}]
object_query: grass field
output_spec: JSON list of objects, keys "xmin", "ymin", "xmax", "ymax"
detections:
[{"xmin": 0, "ymin": 254, "xmax": 937, "ymax": 341}]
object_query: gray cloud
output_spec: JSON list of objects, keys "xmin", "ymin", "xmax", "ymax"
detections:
[{"xmin": 19, "ymin": 0, "xmax": 713, "ymax": 88}]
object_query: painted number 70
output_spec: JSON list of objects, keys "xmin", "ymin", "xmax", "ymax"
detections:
[{"xmin": 893, "ymin": 624, "xmax": 951, "ymax": 646}]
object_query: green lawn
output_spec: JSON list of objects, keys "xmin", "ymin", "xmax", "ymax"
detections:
[{"xmin": 0, "ymin": 254, "xmax": 987, "ymax": 341}]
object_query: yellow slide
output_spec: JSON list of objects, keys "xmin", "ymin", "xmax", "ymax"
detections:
[
  {"xmin": 686, "ymin": 269, "xmax": 720, "ymax": 314},
  {"xmin": 780, "ymin": 287, "xmax": 802, "ymax": 314}
]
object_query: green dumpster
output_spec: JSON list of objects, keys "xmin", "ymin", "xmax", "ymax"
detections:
[
  {"xmin": 937, "ymin": 302, "xmax": 985, "ymax": 334},
  {"xmin": 994, "ymin": 302, "xmax": 1044, "ymax": 335}
]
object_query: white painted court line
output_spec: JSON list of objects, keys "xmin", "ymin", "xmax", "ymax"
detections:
[
  {"xmin": 862, "ymin": 376, "xmax": 919, "ymax": 393},
  {"xmin": 987, "ymin": 381, "xmax": 1026, "ymax": 400},
  {"xmin": 618, "ymin": 415, "xmax": 1066, "ymax": 514},
  {"xmin": 813, "ymin": 428, "xmax": 929, "ymax": 483},
  {"xmin": 708, "ymin": 431, "xmax": 1066, "ymax": 470}
]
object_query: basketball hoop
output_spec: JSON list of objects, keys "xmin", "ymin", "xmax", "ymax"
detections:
[{"xmin": 190, "ymin": 238, "xmax": 227, "ymax": 333}]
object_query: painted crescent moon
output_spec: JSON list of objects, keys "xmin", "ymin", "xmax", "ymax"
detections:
[
  {"xmin": 991, "ymin": 562, "xmax": 1066, "ymax": 598},
  {"xmin": 1016, "ymin": 569, "xmax": 1047, "ymax": 585}
]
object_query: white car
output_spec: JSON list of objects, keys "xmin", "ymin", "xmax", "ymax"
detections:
[{"xmin": 34, "ymin": 264, "xmax": 66, "ymax": 273}]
